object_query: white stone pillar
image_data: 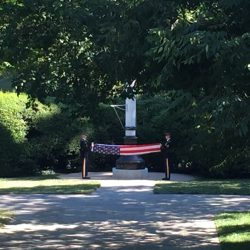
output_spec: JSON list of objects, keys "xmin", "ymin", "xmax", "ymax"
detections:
[{"xmin": 125, "ymin": 98, "xmax": 136, "ymax": 137}]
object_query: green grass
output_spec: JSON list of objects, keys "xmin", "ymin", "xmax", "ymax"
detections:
[
  {"xmin": 0, "ymin": 210, "xmax": 14, "ymax": 228},
  {"xmin": 0, "ymin": 178, "xmax": 100, "ymax": 194},
  {"xmin": 215, "ymin": 211, "xmax": 250, "ymax": 250},
  {"xmin": 154, "ymin": 179, "xmax": 250, "ymax": 195}
]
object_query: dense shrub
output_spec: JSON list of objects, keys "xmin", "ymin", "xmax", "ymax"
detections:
[
  {"xmin": 0, "ymin": 91, "xmax": 93, "ymax": 177},
  {"xmin": 137, "ymin": 92, "xmax": 196, "ymax": 173},
  {"xmin": 0, "ymin": 92, "xmax": 32, "ymax": 176},
  {"xmin": 136, "ymin": 92, "xmax": 250, "ymax": 178}
]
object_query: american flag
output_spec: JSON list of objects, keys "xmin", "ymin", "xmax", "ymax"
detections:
[{"xmin": 91, "ymin": 143, "xmax": 161, "ymax": 156}]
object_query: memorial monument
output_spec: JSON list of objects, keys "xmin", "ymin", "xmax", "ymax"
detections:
[{"xmin": 112, "ymin": 81, "xmax": 148, "ymax": 178}]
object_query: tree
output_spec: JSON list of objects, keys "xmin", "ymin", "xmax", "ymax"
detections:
[
  {"xmin": 1, "ymin": 0, "xmax": 250, "ymax": 177},
  {"xmin": 0, "ymin": 0, "xmax": 178, "ymax": 103},
  {"xmin": 145, "ymin": 0, "xmax": 250, "ymax": 176},
  {"xmin": 1, "ymin": 0, "xmax": 105, "ymax": 115}
]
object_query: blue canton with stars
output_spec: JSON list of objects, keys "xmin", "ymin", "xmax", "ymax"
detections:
[{"xmin": 92, "ymin": 144, "xmax": 120, "ymax": 155}]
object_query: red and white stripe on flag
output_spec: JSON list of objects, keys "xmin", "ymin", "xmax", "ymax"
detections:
[{"xmin": 119, "ymin": 143, "xmax": 161, "ymax": 155}]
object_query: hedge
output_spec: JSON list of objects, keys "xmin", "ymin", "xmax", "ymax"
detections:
[{"xmin": 0, "ymin": 91, "xmax": 93, "ymax": 177}]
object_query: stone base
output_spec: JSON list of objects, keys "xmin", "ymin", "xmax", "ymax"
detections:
[
  {"xmin": 112, "ymin": 167, "xmax": 148, "ymax": 179},
  {"xmin": 116, "ymin": 155, "xmax": 145, "ymax": 170}
]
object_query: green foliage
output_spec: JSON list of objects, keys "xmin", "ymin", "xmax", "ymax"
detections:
[
  {"xmin": 0, "ymin": 0, "xmax": 179, "ymax": 103},
  {"xmin": 215, "ymin": 212, "xmax": 250, "ymax": 250},
  {"xmin": 137, "ymin": 92, "xmax": 194, "ymax": 172},
  {"xmin": 140, "ymin": 0, "xmax": 250, "ymax": 177},
  {"xmin": 0, "ymin": 92, "xmax": 27, "ymax": 142},
  {"xmin": 0, "ymin": 92, "xmax": 30, "ymax": 176},
  {"xmin": 1, "ymin": 0, "xmax": 98, "ymax": 116},
  {"xmin": 0, "ymin": 178, "xmax": 100, "ymax": 194},
  {"xmin": 136, "ymin": 93, "xmax": 250, "ymax": 177},
  {"xmin": 1, "ymin": 1, "xmax": 250, "ymax": 178},
  {"xmin": 1, "ymin": 0, "xmax": 250, "ymax": 98},
  {"xmin": 0, "ymin": 91, "xmax": 93, "ymax": 177},
  {"xmin": 154, "ymin": 179, "xmax": 250, "ymax": 195},
  {"xmin": 147, "ymin": 0, "xmax": 250, "ymax": 94}
]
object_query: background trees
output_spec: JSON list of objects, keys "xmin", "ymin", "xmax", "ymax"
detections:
[{"xmin": 0, "ymin": 0, "xmax": 249, "ymax": 177}]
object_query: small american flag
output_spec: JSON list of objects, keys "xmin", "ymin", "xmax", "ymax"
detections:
[{"xmin": 91, "ymin": 143, "xmax": 161, "ymax": 156}]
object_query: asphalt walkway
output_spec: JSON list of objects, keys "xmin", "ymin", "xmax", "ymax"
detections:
[{"xmin": 0, "ymin": 172, "xmax": 249, "ymax": 249}]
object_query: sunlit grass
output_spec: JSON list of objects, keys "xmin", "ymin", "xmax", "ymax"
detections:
[
  {"xmin": 154, "ymin": 180, "xmax": 250, "ymax": 195},
  {"xmin": 0, "ymin": 178, "xmax": 100, "ymax": 194},
  {"xmin": 0, "ymin": 210, "xmax": 14, "ymax": 228},
  {"xmin": 215, "ymin": 211, "xmax": 250, "ymax": 250}
]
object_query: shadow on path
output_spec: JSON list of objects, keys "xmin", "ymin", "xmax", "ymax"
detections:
[{"xmin": 0, "ymin": 174, "xmax": 249, "ymax": 249}]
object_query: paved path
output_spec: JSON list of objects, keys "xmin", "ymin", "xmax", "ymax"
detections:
[{"xmin": 0, "ymin": 172, "xmax": 249, "ymax": 249}]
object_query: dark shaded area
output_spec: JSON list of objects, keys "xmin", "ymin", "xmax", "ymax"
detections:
[
  {"xmin": 219, "ymin": 224, "xmax": 250, "ymax": 237},
  {"xmin": 0, "ymin": 123, "xmax": 36, "ymax": 177},
  {"xmin": 0, "ymin": 75, "xmax": 12, "ymax": 91},
  {"xmin": 221, "ymin": 242, "xmax": 250, "ymax": 250}
]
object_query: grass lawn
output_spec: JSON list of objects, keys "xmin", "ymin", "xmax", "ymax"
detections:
[
  {"xmin": 215, "ymin": 211, "xmax": 250, "ymax": 250},
  {"xmin": 0, "ymin": 177, "xmax": 100, "ymax": 194},
  {"xmin": 0, "ymin": 210, "xmax": 14, "ymax": 228},
  {"xmin": 154, "ymin": 179, "xmax": 250, "ymax": 195}
]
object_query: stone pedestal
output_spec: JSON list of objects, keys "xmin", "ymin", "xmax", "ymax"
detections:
[
  {"xmin": 112, "ymin": 167, "xmax": 148, "ymax": 179},
  {"xmin": 115, "ymin": 135, "xmax": 145, "ymax": 170},
  {"xmin": 116, "ymin": 155, "xmax": 145, "ymax": 170}
]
